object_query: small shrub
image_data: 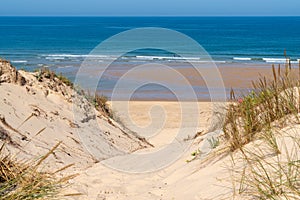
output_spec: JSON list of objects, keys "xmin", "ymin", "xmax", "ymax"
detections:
[
  {"xmin": 33, "ymin": 68, "xmax": 112, "ymax": 118},
  {"xmin": 94, "ymin": 94, "xmax": 107, "ymax": 108},
  {"xmin": 57, "ymin": 73, "xmax": 73, "ymax": 88},
  {"xmin": 186, "ymin": 149, "xmax": 201, "ymax": 163},
  {"xmin": 34, "ymin": 68, "xmax": 73, "ymax": 88},
  {"xmin": 208, "ymin": 136, "xmax": 220, "ymax": 149},
  {"xmin": 94, "ymin": 94, "xmax": 112, "ymax": 117}
]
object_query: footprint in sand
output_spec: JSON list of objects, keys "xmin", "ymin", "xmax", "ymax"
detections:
[{"xmin": 96, "ymin": 186, "xmax": 126, "ymax": 197}]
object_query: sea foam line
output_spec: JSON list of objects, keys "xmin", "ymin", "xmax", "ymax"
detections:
[
  {"xmin": 11, "ymin": 60, "xmax": 28, "ymax": 63},
  {"xmin": 233, "ymin": 57, "xmax": 252, "ymax": 61},
  {"xmin": 135, "ymin": 55, "xmax": 202, "ymax": 61},
  {"xmin": 43, "ymin": 54, "xmax": 205, "ymax": 62},
  {"xmin": 42, "ymin": 54, "xmax": 114, "ymax": 58},
  {"xmin": 234, "ymin": 57, "xmax": 300, "ymax": 64},
  {"xmin": 262, "ymin": 58, "xmax": 287, "ymax": 63}
]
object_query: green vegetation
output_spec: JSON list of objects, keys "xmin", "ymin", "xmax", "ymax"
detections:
[
  {"xmin": 34, "ymin": 68, "xmax": 112, "ymax": 117},
  {"xmin": 224, "ymin": 62, "xmax": 300, "ymax": 151},
  {"xmin": 94, "ymin": 94, "xmax": 111, "ymax": 115},
  {"xmin": 208, "ymin": 136, "xmax": 220, "ymax": 149},
  {"xmin": 92, "ymin": 94, "xmax": 107, "ymax": 110},
  {"xmin": 0, "ymin": 142, "xmax": 70, "ymax": 200},
  {"xmin": 34, "ymin": 68, "xmax": 73, "ymax": 88},
  {"xmin": 57, "ymin": 73, "xmax": 73, "ymax": 88},
  {"xmin": 231, "ymin": 137, "xmax": 300, "ymax": 199},
  {"xmin": 224, "ymin": 56, "xmax": 300, "ymax": 199},
  {"xmin": 186, "ymin": 149, "xmax": 201, "ymax": 163},
  {"xmin": 85, "ymin": 92, "xmax": 111, "ymax": 117}
]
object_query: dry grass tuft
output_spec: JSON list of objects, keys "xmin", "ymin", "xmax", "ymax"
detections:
[
  {"xmin": 225, "ymin": 54, "xmax": 300, "ymax": 199},
  {"xmin": 34, "ymin": 67, "xmax": 112, "ymax": 118},
  {"xmin": 223, "ymin": 61, "xmax": 300, "ymax": 151},
  {"xmin": 230, "ymin": 129, "xmax": 300, "ymax": 199},
  {"xmin": 83, "ymin": 91, "xmax": 111, "ymax": 117},
  {"xmin": 34, "ymin": 68, "xmax": 73, "ymax": 88},
  {"xmin": 0, "ymin": 142, "xmax": 70, "ymax": 200}
]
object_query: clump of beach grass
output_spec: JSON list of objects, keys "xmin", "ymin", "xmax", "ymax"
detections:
[
  {"xmin": 230, "ymin": 128, "xmax": 300, "ymax": 199},
  {"xmin": 0, "ymin": 142, "xmax": 71, "ymax": 200},
  {"xmin": 56, "ymin": 73, "xmax": 73, "ymax": 88},
  {"xmin": 82, "ymin": 90, "xmax": 112, "ymax": 117},
  {"xmin": 224, "ymin": 61, "xmax": 300, "ymax": 151},
  {"xmin": 34, "ymin": 67, "xmax": 74, "ymax": 88},
  {"xmin": 93, "ymin": 93, "xmax": 108, "ymax": 112},
  {"xmin": 33, "ymin": 67, "xmax": 112, "ymax": 117},
  {"xmin": 224, "ymin": 55, "xmax": 300, "ymax": 199}
]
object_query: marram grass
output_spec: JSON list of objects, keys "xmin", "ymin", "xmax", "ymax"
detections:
[
  {"xmin": 225, "ymin": 58, "xmax": 300, "ymax": 199},
  {"xmin": 0, "ymin": 142, "xmax": 71, "ymax": 200}
]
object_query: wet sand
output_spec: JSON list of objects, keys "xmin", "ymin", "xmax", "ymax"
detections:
[{"xmin": 98, "ymin": 62, "xmax": 299, "ymax": 101}]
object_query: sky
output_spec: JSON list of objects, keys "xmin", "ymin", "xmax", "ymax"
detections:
[{"xmin": 1, "ymin": 0, "xmax": 300, "ymax": 16}]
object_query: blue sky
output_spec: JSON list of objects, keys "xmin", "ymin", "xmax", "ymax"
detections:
[{"xmin": 1, "ymin": 0, "xmax": 300, "ymax": 16}]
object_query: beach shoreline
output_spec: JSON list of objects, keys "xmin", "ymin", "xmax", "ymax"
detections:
[
  {"xmin": 98, "ymin": 63, "xmax": 299, "ymax": 101},
  {"xmin": 1, "ymin": 55, "xmax": 300, "ymax": 199}
]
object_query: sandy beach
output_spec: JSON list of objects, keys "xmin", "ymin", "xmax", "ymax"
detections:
[
  {"xmin": 1, "ymin": 3, "xmax": 300, "ymax": 198},
  {"xmin": 1, "ymin": 58, "xmax": 300, "ymax": 199},
  {"xmin": 98, "ymin": 63, "xmax": 300, "ymax": 101},
  {"xmin": 64, "ymin": 100, "xmax": 232, "ymax": 200},
  {"xmin": 0, "ymin": 59, "xmax": 230, "ymax": 199}
]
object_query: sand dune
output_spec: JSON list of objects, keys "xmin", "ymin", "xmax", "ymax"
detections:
[
  {"xmin": 1, "ymin": 59, "xmax": 299, "ymax": 199},
  {"xmin": 0, "ymin": 59, "xmax": 150, "ymax": 175}
]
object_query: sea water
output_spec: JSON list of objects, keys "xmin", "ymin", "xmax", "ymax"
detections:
[{"xmin": 1, "ymin": 17, "xmax": 299, "ymax": 100}]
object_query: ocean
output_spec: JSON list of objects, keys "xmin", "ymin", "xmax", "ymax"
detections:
[{"xmin": 0, "ymin": 17, "xmax": 299, "ymax": 100}]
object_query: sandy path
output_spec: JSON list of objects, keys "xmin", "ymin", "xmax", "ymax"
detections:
[{"xmin": 66, "ymin": 101, "xmax": 232, "ymax": 200}]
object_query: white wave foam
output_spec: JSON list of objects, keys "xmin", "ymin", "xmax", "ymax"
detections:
[
  {"xmin": 290, "ymin": 60, "xmax": 299, "ymax": 64},
  {"xmin": 233, "ymin": 57, "xmax": 299, "ymax": 64},
  {"xmin": 263, "ymin": 58, "xmax": 287, "ymax": 63},
  {"xmin": 134, "ymin": 56, "xmax": 217, "ymax": 64},
  {"xmin": 42, "ymin": 54, "xmax": 219, "ymax": 63},
  {"xmin": 45, "ymin": 56, "xmax": 65, "ymax": 60},
  {"xmin": 43, "ymin": 54, "xmax": 113, "ymax": 59},
  {"xmin": 135, "ymin": 56, "xmax": 155, "ymax": 60},
  {"xmin": 135, "ymin": 55, "xmax": 202, "ymax": 61},
  {"xmin": 57, "ymin": 65, "xmax": 73, "ymax": 69},
  {"xmin": 11, "ymin": 60, "xmax": 27, "ymax": 63},
  {"xmin": 233, "ymin": 57, "xmax": 252, "ymax": 61},
  {"xmin": 213, "ymin": 61, "xmax": 227, "ymax": 63}
]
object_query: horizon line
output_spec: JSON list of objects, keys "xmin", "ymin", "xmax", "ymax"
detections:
[{"xmin": 0, "ymin": 15, "xmax": 300, "ymax": 17}]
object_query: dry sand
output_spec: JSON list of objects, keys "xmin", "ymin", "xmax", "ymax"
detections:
[
  {"xmin": 0, "ymin": 59, "xmax": 232, "ymax": 199},
  {"xmin": 65, "ymin": 101, "xmax": 234, "ymax": 200},
  {"xmin": 0, "ymin": 60, "xmax": 150, "ymax": 175},
  {"xmin": 65, "ymin": 100, "xmax": 300, "ymax": 200},
  {"xmin": 1, "ymin": 59, "xmax": 299, "ymax": 199}
]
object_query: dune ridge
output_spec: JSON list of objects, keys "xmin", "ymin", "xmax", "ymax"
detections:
[
  {"xmin": 1, "ymin": 58, "xmax": 300, "ymax": 199},
  {"xmin": 0, "ymin": 59, "xmax": 150, "ymax": 174}
]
